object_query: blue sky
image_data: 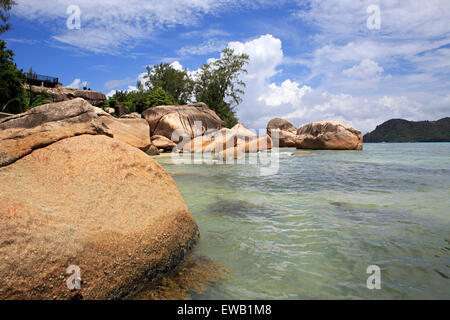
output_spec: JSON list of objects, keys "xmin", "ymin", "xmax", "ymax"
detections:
[{"xmin": 3, "ymin": 0, "xmax": 450, "ymax": 133}]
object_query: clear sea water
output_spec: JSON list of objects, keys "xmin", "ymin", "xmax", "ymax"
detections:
[{"xmin": 155, "ymin": 143, "xmax": 450, "ymax": 299}]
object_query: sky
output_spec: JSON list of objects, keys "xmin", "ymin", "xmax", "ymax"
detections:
[{"xmin": 3, "ymin": 0, "xmax": 450, "ymax": 133}]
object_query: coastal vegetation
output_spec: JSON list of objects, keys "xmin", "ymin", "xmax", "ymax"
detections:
[
  {"xmin": 0, "ymin": 0, "xmax": 15, "ymax": 34},
  {"xmin": 0, "ymin": 40, "xmax": 24, "ymax": 114},
  {"xmin": 1, "ymin": 2, "xmax": 53, "ymax": 114},
  {"xmin": 193, "ymin": 48, "xmax": 249, "ymax": 128},
  {"xmin": 105, "ymin": 48, "xmax": 249, "ymax": 128},
  {"xmin": 145, "ymin": 63, "xmax": 194, "ymax": 105}
]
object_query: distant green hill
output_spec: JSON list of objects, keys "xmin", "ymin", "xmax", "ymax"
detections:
[{"xmin": 364, "ymin": 117, "xmax": 450, "ymax": 142}]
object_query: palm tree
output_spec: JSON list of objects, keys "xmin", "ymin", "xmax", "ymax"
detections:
[{"xmin": 2, "ymin": 84, "xmax": 52, "ymax": 112}]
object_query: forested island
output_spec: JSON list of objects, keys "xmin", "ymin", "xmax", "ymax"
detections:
[{"xmin": 364, "ymin": 118, "xmax": 450, "ymax": 143}]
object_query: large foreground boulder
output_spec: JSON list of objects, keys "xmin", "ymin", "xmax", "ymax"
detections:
[
  {"xmin": 267, "ymin": 118, "xmax": 298, "ymax": 147},
  {"xmin": 296, "ymin": 121, "xmax": 363, "ymax": 150},
  {"xmin": 28, "ymin": 85, "xmax": 107, "ymax": 107},
  {"xmin": 0, "ymin": 135, "xmax": 199, "ymax": 299},
  {"xmin": 0, "ymin": 98, "xmax": 112, "ymax": 167},
  {"xmin": 142, "ymin": 103, "xmax": 225, "ymax": 140}
]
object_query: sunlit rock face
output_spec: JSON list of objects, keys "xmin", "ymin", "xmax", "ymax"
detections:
[{"xmin": 296, "ymin": 121, "xmax": 363, "ymax": 150}]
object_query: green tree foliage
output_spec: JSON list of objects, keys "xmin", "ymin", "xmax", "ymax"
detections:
[
  {"xmin": 0, "ymin": 40, "xmax": 24, "ymax": 114},
  {"xmin": 0, "ymin": 0, "xmax": 15, "ymax": 34},
  {"xmin": 105, "ymin": 50, "xmax": 249, "ymax": 125},
  {"xmin": 194, "ymin": 48, "xmax": 249, "ymax": 128},
  {"xmin": 26, "ymin": 66, "xmax": 38, "ymax": 80},
  {"xmin": 105, "ymin": 86, "xmax": 175, "ymax": 114},
  {"xmin": 23, "ymin": 84, "xmax": 52, "ymax": 109},
  {"xmin": 144, "ymin": 63, "xmax": 193, "ymax": 105},
  {"xmin": 105, "ymin": 90, "xmax": 132, "ymax": 112},
  {"xmin": 147, "ymin": 87, "xmax": 176, "ymax": 107}
]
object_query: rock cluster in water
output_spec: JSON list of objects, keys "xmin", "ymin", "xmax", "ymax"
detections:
[
  {"xmin": 267, "ymin": 118, "xmax": 363, "ymax": 150},
  {"xmin": 142, "ymin": 103, "xmax": 272, "ymax": 158}
]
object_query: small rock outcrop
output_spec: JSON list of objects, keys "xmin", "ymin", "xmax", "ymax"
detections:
[
  {"xmin": 100, "ymin": 117, "xmax": 151, "ymax": 151},
  {"xmin": 28, "ymin": 85, "xmax": 106, "ymax": 107},
  {"xmin": 219, "ymin": 135, "xmax": 272, "ymax": 160},
  {"xmin": 92, "ymin": 107, "xmax": 151, "ymax": 151},
  {"xmin": 115, "ymin": 104, "xmax": 129, "ymax": 117},
  {"xmin": 121, "ymin": 113, "xmax": 141, "ymax": 119},
  {"xmin": 291, "ymin": 151, "xmax": 313, "ymax": 157},
  {"xmin": 181, "ymin": 125, "xmax": 272, "ymax": 157},
  {"xmin": 0, "ymin": 135, "xmax": 199, "ymax": 299},
  {"xmin": 146, "ymin": 144, "xmax": 160, "ymax": 156},
  {"xmin": 184, "ymin": 128, "xmax": 239, "ymax": 153},
  {"xmin": 0, "ymin": 98, "xmax": 112, "ymax": 167},
  {"xmin": 267, "ymin": 118, "xmax": 298, "ymax": 147},
  {"xmin": 231, "ymin": 123, "xmax": 257, "ymax": 137},
  {"xmin": 142, "ymin": 103, "xmax": 225, "ymax": 140},
  {"xmin": 296, "ymin": 121, "xmax": 363, "ymax": 150},
  {"xmin": 151, "ymin": 135, "xmax": 177, "ymax": 152}
]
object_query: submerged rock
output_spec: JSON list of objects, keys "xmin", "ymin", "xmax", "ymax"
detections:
[
  {"xmin": 291, "ymin": 151, "xmax": 313, "ymax": 157},
  {"xmin": 0, "ymin": 135, "xmax": 199, "ymax": 299},
  {"xmin": 132, "ymin": 254, "xmax": 230, "ymax": 300},
  {"xmin": 296, "ymin": 121, "xmax": 363, "ymax": 150}
]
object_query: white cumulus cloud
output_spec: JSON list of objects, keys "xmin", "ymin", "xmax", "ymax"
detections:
[
  {"xmin": 343, "ymin": 59, "xmax": 384, "ymax": 80},
  {"xmin": 66, "ymin": 78, "xmax": 81, "ymax": 89},
  {"xmin": 223, "ymin": 35, "xmax": 449, "ymax": 133}
]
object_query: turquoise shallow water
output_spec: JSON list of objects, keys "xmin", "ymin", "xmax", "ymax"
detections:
[{"xmin": 155, "ymin": 143, "xmax": 450, "ymax": 299}]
